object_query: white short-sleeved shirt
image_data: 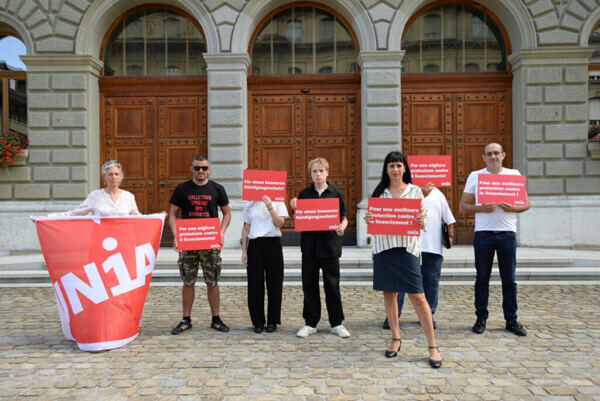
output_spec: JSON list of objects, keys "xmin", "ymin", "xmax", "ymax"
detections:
[
  {"xmin": 421, "ymin": 187, "xmax": 456, "ymax": 255},
  {"xmin": 463, "ymin": 167, "xmax": 521, "ymax": 232},
  {"xmin": 242, "ymin": 201, "xmax": 289, "ymax": 239},
  {"xmin": 50, "ymin": 189, "xmax": 140, "ymax": 217}
]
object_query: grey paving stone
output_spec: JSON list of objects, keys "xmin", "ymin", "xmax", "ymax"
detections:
[{"xmin": 0, "ymin": 285, "xmax": 599, "ymax": 400}]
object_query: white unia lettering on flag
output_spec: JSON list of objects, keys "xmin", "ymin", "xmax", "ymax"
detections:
[{"xmin": 34, "ymin": 214, "xmax": 165, "ymax": 351}]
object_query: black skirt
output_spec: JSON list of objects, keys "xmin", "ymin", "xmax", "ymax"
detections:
[{"xmin": 373, "ymin": 247, "xmax": 423, "ymax": 293}]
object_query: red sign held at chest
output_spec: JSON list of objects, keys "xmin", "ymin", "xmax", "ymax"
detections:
[
  {"xmin": 407, "ymin": 155, "xmax": 452, "ymax": 187},
  {"xmin": 242, "ymin": 169, "xmax": 287, "ymax": 202},
  {"xmin": 294, "ymin": 198, "xmax": 340, "ymax": 232},
  {"xmin": 176, "ymin": 218, "xmax": 222, "ymax": 251},
  {"xmin": 367, "ymin": 197, "xmax": 422, "ymax": 236},
  {"xmin": 477, "ymin": 174, "xmax": 527, "ymax": 206}
]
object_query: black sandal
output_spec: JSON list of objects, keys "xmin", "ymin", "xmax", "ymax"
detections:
[
  {"xmin": 385, "ymin": 338, "xmax": 402, "ymax": 358},
  {"xmin": 428, "ymin": 346, "xmax": 442, "ymax": 368}
]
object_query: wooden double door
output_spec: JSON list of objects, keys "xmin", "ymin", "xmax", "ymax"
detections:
[
  {"xmin": 248, "ymin": 76, "xmax": 361, "ymax": 244},
  {"xmin": 401, "ymin": 73, "xmax": 512, "ymax": 244},
  {"xmin": 100, "ymin": 78, "xmax": 207, "ymax": 242}
]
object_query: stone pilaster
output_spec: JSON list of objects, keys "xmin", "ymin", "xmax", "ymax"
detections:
[
  {"xmin": 508, "ymin": 47, "xmax": 600, "ymax": 247},
  {"xmin": 0, "ymin": 55, "xmax": 102, "ymax": 255},
  {"xmin": 356, "ymin": 51, "xmax": 403, "ymax": 247},
  {"xmin": 204, "ymin": 53, "xmax": 250, "ymax": 248}
]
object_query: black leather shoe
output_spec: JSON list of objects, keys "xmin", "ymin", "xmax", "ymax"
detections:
[
  {"xmin": 428, "ymin": 346, "xmax": 442, "ymax": 369},
  {"xmin": 171, "ymin": 319, "xmax": 192, "ymax": 335},
  {"xmin": 385, "ymin": 338, "xmax": 401, "ymax": 358},
  {"xmin": 266, "ymin": 324, "xmax": 277, "ymax": 333},
  {"xmin": 211, "ymin": 320, "xmax": 230, "ymax": 333},
  {"xmin": 382, "ymin": 318, "xmax": 390, "ymax": 330},
  {"xmin": 472, "ymin": 319, "xmax": 486, "ymax": 334},
  {"xmin": 506, "ymin": 320, "xmax": 527, "ymax": 336},
  {"xmin": 253, "ymin": 325, "xmax": 264, "ymax": 333}
]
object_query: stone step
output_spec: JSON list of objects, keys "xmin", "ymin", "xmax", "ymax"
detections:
[
  {"xmin": 2, "ymin": 266, "xmax": 600, "ymax": 286},
  {"xmin": 2, "ymin": 246, "xmax": 600, "ymax": 286},
  {"xmin": 0, "ymin": 255, "xmax": 576, "ymax": 271}
]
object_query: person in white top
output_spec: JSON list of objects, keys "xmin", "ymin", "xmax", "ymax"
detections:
[
  {"xmin": 459, "ymin": 142, "xmax": 530, "ymax": 337},
  {"xmin": 383, "ymin": 184, "xmax": 456, "ymax": 330},
  {"xmin": 241, "ymin": 195, "xmax": 289, "ymax": 333},
  {"xmin": 49, "ymin": 160, "xmax": 140, "ymax": 216}
]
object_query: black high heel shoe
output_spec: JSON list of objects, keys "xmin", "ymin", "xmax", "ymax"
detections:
[
  {"xmin": 428, "ymin": 346, "xmax": 442, "ymax": 368},
  {"xmin": 385, "ymin": 338, "xmax": 402, "ymax": 358}
]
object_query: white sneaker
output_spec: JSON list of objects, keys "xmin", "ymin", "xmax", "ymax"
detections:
[
  {"xmin": 296, "ymin": 325, "xmax": 317, "ymax": 338},
  {"xmin": 330, "ymin": 324, "xmax": 351, "ymax": 338}
]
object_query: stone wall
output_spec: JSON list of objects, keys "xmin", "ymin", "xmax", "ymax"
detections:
[{"xmin": 0, "ymin": 0, "xmax": 599, "ymax": 252}]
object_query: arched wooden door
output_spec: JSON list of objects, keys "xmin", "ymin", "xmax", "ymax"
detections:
[
  {"xmin": 248, "ymin": 76, "xmax": 361, "ymax": 244},
  {"xmin": 99, "ymin": 5, "xmax": 208, "ymax": 245},
  {"xmin": 401, "ymin": 1, "xmax": 513, "ymax": 244},
  {"xmin": 401, "ymin": 74, "xmax": 512, "ymax": 244},
  {"xmin": 248, "ymin": 3, "xmax": 361, "ymax": 245},
  {"xmin": 100, "ymin": 79, "xmax": 207, "ymax": 244}
]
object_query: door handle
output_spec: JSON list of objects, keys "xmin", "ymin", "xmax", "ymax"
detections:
[{"xmin": 159, "ymin": 181, "xmax": 170, "ymax": 186}]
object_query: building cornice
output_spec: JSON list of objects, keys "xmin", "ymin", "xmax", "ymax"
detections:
[
  {"xmin": 21, "ymin": 55, "xmax": 103, "ymax": 76},
  {"xmin": 357, "ymin": 51, "xmax": 404, "ymax": 68},
  {"xmin": 203, "ymin": 53, "xmax": 251, "ymax": 71},
  {"xmin": 509, "ymin": 47, "xmax": 595, "ymax": 70}
]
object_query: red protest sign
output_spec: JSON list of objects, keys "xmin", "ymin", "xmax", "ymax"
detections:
[
  {"xmin": 477, "ymin": 174, "xmax": 527, "ymax": 206},
  {"xmin": 294, "ymin": 198, "xmax": 340, "ymax": 232},
  {"xmin": 407, "ymin": 155, "xmax": 452, "ymax": 187},
  {"xmin": 176, "ymin": 218, "xmax": 221, "ymax": 251},
  {"xmin": 243, "ymin": 169, "xmax": 287, "ymax": 202},
  {"xmin": 34, "ymin": 214, "xmax": 165, "ymax": 351},
  {"xmin": 367, "ymin": 197, "xmax": 421, "ymax": 236}
]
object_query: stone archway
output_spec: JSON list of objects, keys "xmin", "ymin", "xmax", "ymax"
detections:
[
  {"xmin": 388, "ymin": 1, "xmax": 525, "ymax": 243},
  {"xmin": 232, "ymin": 0, "xmax": 377, "ymax": 54},
  {"xmin": 75, "ymin": 0, "xmax": 219, "ymax": 56},
  {"xmin": 388, "ymin": 0, "xmax": 536, "ymax": 51},
  {"xmin": 0, "ymin": 14, "xmax": 34, "ymax": 54}
]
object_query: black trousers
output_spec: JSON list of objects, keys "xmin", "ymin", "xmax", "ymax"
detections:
[
  {"xmin": 301, "ymin": 255, "xmax": 345, "ymax": 327},
  {"xmin": 246, "ymin": 237, "xmax": 284, "ymax": 327}
]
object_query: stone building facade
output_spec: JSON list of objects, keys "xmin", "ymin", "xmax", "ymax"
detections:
[{"xmin": 0, "ymin": 0, "xmax": 599, "ymax": 255}]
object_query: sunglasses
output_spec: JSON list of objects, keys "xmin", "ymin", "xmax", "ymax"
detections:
[{"xmin": 193, "ymin": 165, "xmax": 209, "ymax": 171}]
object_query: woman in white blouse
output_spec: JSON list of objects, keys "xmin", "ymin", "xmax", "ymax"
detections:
[
  {"xmin": 241, "ymin": 195, "xmax": 288, "ymax": 333},
  {"xmin": 365, "ymin": 151, "xmax": 442, "ymax": 368},
  {"xmin": 51, "ymin": 160, "xmax": 140, "ymax": 216}
]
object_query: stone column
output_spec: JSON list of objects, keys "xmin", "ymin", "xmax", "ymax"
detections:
[
  {"xmin": 204, "ymin": 53, "xmax": 250, "ymax": 248},
  {"xmin": 356, "ymin": 51, "xmax": 403, "ymax": 247},
  {"xmin": 0, "ymin": 55, "xmax": 102, "ymax": 255},
  {"xmin": 508, "ymin": 47, "xmax": 600, "ymax": 247}
]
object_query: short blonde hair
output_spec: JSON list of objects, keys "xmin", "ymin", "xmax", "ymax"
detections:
[{"xmin": 307, "ymin": 157, "xmax": 329, "ymax": 173}]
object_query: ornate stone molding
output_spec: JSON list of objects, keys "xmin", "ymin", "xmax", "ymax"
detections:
[
  {"xmin": 203, "ymin": 53, "xmax": 251, "ymax": 71},
  {"xmin": 21, "ymin": 55, "xmax": 103, "ymax": 76}
]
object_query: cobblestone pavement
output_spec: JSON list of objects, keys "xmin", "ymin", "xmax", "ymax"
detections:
[{"xmin": 1, "ymin": 284, "xmax": 599, "ymax": 400}]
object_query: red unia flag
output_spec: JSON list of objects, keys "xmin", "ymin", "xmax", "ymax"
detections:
[{"xmin": 33, "ymin": 214, "xmax": 165, "ymax": 351}]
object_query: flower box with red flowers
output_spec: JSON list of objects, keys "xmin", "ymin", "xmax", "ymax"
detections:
[{"xmin": 0, "ymin": 130, "xmax": 29, "ymax": 168}]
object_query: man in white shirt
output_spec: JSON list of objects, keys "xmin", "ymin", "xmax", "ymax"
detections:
[{"xmin": 459, "ymin": 143, "xmax": 530, "ymax": 336}]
